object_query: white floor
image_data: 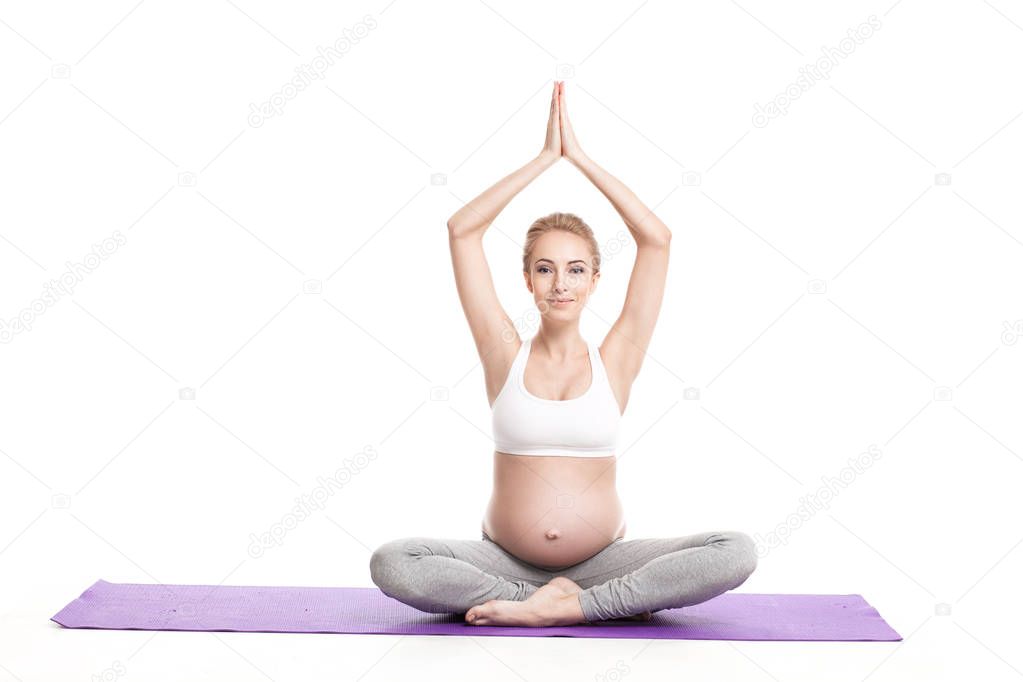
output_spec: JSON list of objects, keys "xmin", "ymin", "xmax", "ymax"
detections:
[
  {"xmin": 4, "ymin": 578, "xmax": 1018, "ymax": 681},
  {"xmin": 0, "ymin": 616, "xmax": 1014, "ymax": 681}
]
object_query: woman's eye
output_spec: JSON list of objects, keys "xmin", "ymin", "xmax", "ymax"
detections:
[{"xmin": 538, "ymin": 266, "xmax": 584, "ymax": 274}]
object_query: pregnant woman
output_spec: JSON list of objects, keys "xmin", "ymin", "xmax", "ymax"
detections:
[{"xmin": 370, "ymin": 82, "xmax": 757, "ymax": 627}]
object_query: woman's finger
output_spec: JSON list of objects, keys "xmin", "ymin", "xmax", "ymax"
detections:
[{"xmin": 559, "ymin": 84, "xmax": 568, "ymax": 131}]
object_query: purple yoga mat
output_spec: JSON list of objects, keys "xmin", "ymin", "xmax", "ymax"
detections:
[{"xmin": 51, "ymin": 579, "xmax": 902, "ymax": 641}]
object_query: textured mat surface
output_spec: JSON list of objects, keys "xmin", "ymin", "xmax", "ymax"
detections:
[{"xmin": 51, "ymin": 579, "xmax": 902, "ymax": 641}]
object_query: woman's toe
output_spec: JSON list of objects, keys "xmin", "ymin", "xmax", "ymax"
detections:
[{"xmin": 466, "ymin": 601, "xmax": 495, "ymax": 624}]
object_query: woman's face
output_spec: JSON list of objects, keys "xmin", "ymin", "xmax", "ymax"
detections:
[{"xmin": 525, "ymin": 231, "xmax": 598, "ymax": 316}]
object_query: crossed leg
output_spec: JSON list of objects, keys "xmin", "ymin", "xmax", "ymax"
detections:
[
  {"xmin": 556, "ymin": 530, "xmax": 759, "ymax": 623},
  {"xmin": 369, "ymin": 533, "xmax": 553, "ymax": 615},
  {"xmin": 369, "ymin": 530, "xmax": 758, "ymax": 626}
]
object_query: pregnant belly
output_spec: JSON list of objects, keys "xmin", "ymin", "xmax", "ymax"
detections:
[{"xmin": 483, "ymin": 452, "xmax": 626, "ymax": 571}]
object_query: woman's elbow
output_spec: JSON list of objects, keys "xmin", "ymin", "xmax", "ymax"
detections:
[
  {"xmin": 448, "ymin": 218, "xmax": 486, "ymax": 240},
  {"xmin": 640, "ymin": 231, "xmax": 671, "ymax": 248},
  {"xmin": 447, "ymin": 218, "xmax": 466, "ymax": 236}
]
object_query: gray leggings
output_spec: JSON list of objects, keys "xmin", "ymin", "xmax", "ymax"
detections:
[{"xmin": 369, "ymin": 529, "xmax": 758, "ymax": 622}]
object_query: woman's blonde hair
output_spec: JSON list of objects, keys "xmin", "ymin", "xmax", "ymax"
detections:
[{"xmin": 522, "ymin": 212, "xmax": 600, "ymax": 275}]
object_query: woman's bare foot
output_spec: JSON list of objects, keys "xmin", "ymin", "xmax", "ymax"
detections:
[
  {"xmin": 464, "ymin": 576, "xmax": 651, "ymax": 626},
  {"xmin": 465, "ymin": 577, "xmax": 585, "ymax": 627}
]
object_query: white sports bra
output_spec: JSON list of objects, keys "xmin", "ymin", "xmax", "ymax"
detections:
[{"xmin": 491, "ymin": 334, "xmax": 621, "ymax": 457}]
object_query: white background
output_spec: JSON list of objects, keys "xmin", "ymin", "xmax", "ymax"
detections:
[{"xmin": 2, "ymin": 0, "xmax": 1022, "ymax": 679}]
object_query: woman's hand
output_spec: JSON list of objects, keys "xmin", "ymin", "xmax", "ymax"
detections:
[
  {"xmin": 558, "ymin": 82, "xmax": 586, "ymax": 165},
  {"xmin": 540, "ymin": 81, "xmax": 562, "ymax": 164}
]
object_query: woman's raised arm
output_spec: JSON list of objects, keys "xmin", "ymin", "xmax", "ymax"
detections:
[
  {"xmin": 446, "ymin": 83, "xmax": 563, "ymax": 401},
  {"xmin": 558, "ymin": 83, "xmax": 671, "ymax": 247},
  {"xmin": 446, "ymin": 155, "xmax": 555, "ymax": 237},
  {"xmin": 558, "ymin": 82, "xmax": 671, "ymax": 386}
]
